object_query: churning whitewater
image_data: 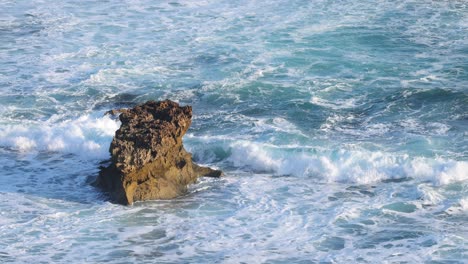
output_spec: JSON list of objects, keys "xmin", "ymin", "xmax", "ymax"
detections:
[{"xmin": 0, "ymin": 0, "xmax": 467, "ymax": 263}]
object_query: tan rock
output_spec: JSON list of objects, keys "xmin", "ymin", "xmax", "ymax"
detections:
[{"xmin": 95, "ymin": 100, "xmax": 222, "ymax": 205}]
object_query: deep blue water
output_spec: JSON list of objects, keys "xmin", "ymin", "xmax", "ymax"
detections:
[{"xmin": 0, "ymin": 0, "xmax": 467, "ymax": 263}]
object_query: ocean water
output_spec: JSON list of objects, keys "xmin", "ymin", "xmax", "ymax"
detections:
[{"xmin": 0, "ymin": 0, "xmax": 467, "ymax": 262}]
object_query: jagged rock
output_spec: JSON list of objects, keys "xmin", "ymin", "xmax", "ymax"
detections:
[
  {"xmin": 95, "ymin": 100, "xmax": 222, "ymax": 205},
  {"xmin": 104, "ymin": 108, "xmax": 128, "ymax": 117}
]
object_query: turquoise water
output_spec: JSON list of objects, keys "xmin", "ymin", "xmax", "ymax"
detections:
[{"xmin": 1, "ymin": 0, "xmax": 467, "ymax": 262}]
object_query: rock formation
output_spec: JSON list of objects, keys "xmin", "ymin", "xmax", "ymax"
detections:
[{"xmin": 95, "ymin": 100, "xmax": 222, "ymax": 205}]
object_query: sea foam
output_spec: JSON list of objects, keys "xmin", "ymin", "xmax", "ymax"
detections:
[
  {"xmin": 0, "ymin": 115, "xmax": 119, "ymax": 159},
  {"xmin": 192, "ymin": 139, "xmax": 468, "ymax": 186}
]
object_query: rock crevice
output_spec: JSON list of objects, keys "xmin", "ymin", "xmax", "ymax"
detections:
[{"xmin": 96, "ymin": 100, "xmax": 222, "ymax": 205}]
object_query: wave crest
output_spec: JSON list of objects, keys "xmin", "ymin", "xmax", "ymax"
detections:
[
  {"xmin": 0, "ymin": 115, "xmax": 119, "ymax": 159},
  {"xmin": 191, "ymin": 139, "xmax": 468, "ymax": 185}
]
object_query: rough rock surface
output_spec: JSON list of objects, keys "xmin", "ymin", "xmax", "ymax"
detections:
[{"xmin": 95, "ymin": 100, "xmax": 222, "ymax": 205}]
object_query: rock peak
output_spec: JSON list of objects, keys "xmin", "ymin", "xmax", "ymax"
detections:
[{"xmin": 95, "ymin": 100, "xmax": 222, "ymax": 205}]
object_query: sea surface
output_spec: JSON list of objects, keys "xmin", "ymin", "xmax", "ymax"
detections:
[{"xmin": 1, "ymin": 0, "xmax": 467, "ymax": 263}]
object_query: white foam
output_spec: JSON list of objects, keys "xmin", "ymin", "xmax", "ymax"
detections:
[
  {"xmin": 320, "ymin": 113, "xmax": 356, "ymax": 132},
  {"xmin": 228, "ymin": 141, "xmax": 278, "ymax": 172},
  {"xmin": 82, "ymin": 63, "xmax": 177, "ymax": 86},
  {"xmin": 459, "ymin": 197, "xmax": 468, "ymax": 211},
  {"xmin": 12, "ymin": 136, "xmax": 37, "ymax": 151},
  {"xmin": 222, "ymin": 140, "xmax": 468, "ymax": 185},
  {"xmin": 427, "ymin": 122, "xmax": 451, "ymax": 135},
  {"xmin": 0, "ymin": 115, "xmax": 119, "ymax": 159},
  {"xmin": 310, "ymin": 96, "xmax": 360, "ymax": 110},
  {"xmin": 417, "ymin": 184, "xmax": 445, "ymax": 205},
  {"xmin": 253, "ymin": 117, "xmax": 305, "ymax": 136}
]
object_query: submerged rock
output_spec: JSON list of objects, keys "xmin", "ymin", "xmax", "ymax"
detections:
[{"xmin": 95, "ymin": 100, "xmax": 222, "ymax": 205}]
